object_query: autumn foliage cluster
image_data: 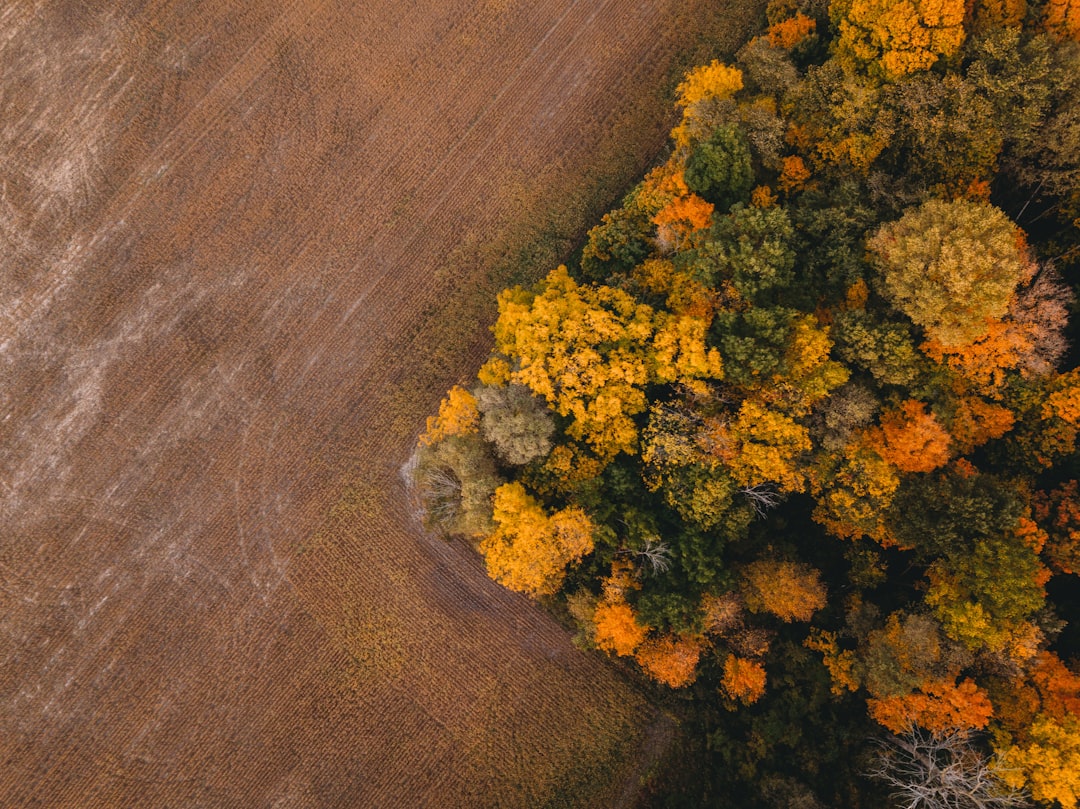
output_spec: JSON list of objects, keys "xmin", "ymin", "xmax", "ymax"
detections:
[{"xmin": 415, "ymin": 0, "xmax": 1080, "ymax": 804}]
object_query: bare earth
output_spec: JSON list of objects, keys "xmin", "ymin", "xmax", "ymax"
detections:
[{"xmin": 0, "ymin": 2, "xmax": 759, "ymax": 806}]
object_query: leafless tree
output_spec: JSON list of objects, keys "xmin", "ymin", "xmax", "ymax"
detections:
[
  {"xmin": 415, "ymin": 464, "xmax": 462, "ymax": 528},
  {"xmin": 867, "ymin": 727, "xmax": 1029, "ymax": 809},
  {"xmin": 633, "ymin": 536, "xmax": 672, "ymax": 576},
  {"xmin": 740, "ymin": 482, "xmax": 784, "ymax": 517}
]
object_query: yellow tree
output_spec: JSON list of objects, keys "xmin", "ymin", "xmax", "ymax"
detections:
[
  {"xmin": 493, "ymin": 266, "xmax": 655, "ymax": 460},
  {"xmin": 651, "ymin": 314, "xmax": 725, "ymax": 386},
  {"xmin": 728, "ymin": 399, "xmax": 813, "ymax": 491},
  {"xmin": 420, "ymin": 386, "xmax": 479, "ymax": 445},
  {"xmin": 812, "ymin": 438, "xmax": 901, "ymax": 543},
  {"xmin": 479, "ymin": 483, "xmax": 594, "ymax": 597},
  {"xmin": 770, "ymin": 314, "xmax": 850, "ymax": 414},
  {"xmin": 831, "ymin": 0, "xmax": 966, "ymax": 80},
  {"xmin": 1000, "ymin": 715, "xmax": 1080, "ymax": 808},
  {"xmin": 671, "ymin": 61, "xmax": 744, "ymax": 153}
]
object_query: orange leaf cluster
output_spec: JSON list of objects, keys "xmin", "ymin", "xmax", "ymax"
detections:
[
  {"xmin": 722, "ymin": 655, "xmax": 768, "ymax": 704},
  {"xmin": 654, "ymin": 193, "xmax": 715, "ymax": 251},
  {"xmin": 1015, "ymin": 516, "xmax": 1048, "ymax": 554},
  {"xmin": 1044, "ymin": 0, "xmax": 1080, "ymax": 40},
  {"xmin": 778, "ymin": 155, "xmax": 812, "ymax": 192},
  {"xmin": 635, "ymin": 634, "xmax": 703, "ymax": 688},
  {"xmin": 1033, "ymin": 481, "xmax": 1080, "ymax": 575},
  {"xmin": 742, "ymin": 559, "xmax": 827, "ymax": 622},
  {"xmin": 870, "ymin": 400, "xmax": 951, "ymax": 473},
  {"xmin": 923, "ymin": 318, "xmax": 1032, "ymax": 393},
  {"xmin": 593, "ymin": 599, "xmax": 650, "ymax": 657},
  {"xmin": 767, "ymin": 13, "xmax": 817, "ymax": 48},
  {"xmin": 805, "ymin": 629, "xmax": 861, "ymax": 695},
  {"xmin": 948, "ymin": 396, "xmax": 1015, "ymax": 453},
  {"xmin": 1030, "ymin": 651, "xmax": 1080, "ymax": 722},
  {"xmin": 868, "ymin": 677, "xmax": 994, "ymax": 734}
]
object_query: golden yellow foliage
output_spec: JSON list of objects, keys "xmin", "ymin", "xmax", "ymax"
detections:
[
  {"xmin": 675, "ymin": 60, "xmax": 745, "ymax": 109},
  {"xmin": 635, "ymin": 634, "xmax": 703, "ymax": 688},
  {"xmin": 493, "ymin": 266, "xmax": 655, "ymax": 460},
  {"xmin": 832, "ymin": 0, "xmax": 966, "ymax": 80},
  {"xmin": 925, "ymin": 563, "xmax": 1045, "ymax": 658},
  {"xmin": 999, "ymin": 714, "xmax": 1080, "ymax": 808},
  {"xmin": 728, "ymin": 399, "xmax": 812, "ymax": 491},
  {"xmin": 652, "ymin": 315, "xmax": 724, "ymax": 384},
  {"xmin": 672, "ymin": 62, "xmax": 745, "ymax": 152},
  {"xmin": 722, "ymin": 655, "xmax": 768, "ymax": 704},
  {"xmin": 813, "ymin": 440, "xmax": 901, "ymax": 543},
  {"xmin": 479, "ymin": 483, "xmax": 594, "ymax": 597},
  {"xmin": 631, "ymin": 258, "xmax": 676, "ymax": 296},
  {"xmin": 420, "ymin": 386, "xmax": 480, "ymax": 446},
  {"xmin": 1043, "ymin": 380, "xmax": 1080, "ymax": 426},
  {"xmin": 477, "ymin": 356, "xmax": 511, "ymax": 387},
  {"xmin": 751, "ymin": 185, "xmax": 779, "ymax": 208},
  {"xmin": 775, "ymin": 315, "xmax": 850, "ymax": 413},
  {"xmin": 742, "ymin": 559, "xmax": 827, "ymax": 622}
]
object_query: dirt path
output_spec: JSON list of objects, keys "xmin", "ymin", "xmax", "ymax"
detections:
[{"xmin": 0, "ymin": 2, "xmax": 760, "ymax": 806}]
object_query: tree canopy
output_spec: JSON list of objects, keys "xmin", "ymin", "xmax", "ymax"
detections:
[{"xmin": 413, "ymin": 2, "xmax": 1080, "ymax": 804}]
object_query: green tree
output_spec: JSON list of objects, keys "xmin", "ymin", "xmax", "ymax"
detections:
[{"xmin": 684, "ymin": 124, "xmax": 755, "ymax": 211}]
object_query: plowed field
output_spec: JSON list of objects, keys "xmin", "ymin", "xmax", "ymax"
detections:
[{"xmin": 1, "ymin": 2, "xmax": 761, "ymax": 806}]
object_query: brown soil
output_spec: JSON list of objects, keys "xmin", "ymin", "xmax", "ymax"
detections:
[{"xmin": 0, "ymin": 2, "xmax": 762, "ymax": 806}]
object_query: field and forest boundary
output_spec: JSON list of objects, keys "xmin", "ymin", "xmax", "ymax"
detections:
[{"xmin": 0, "ymin": 1, "xmax": 764, "ymax": 806}]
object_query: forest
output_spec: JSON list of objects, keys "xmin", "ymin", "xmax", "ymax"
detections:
[{"xmin": 414, "ymin": 0, "xmax": 1080, "ymax": 804}]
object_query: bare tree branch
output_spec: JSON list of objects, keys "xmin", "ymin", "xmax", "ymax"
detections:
[{"xmin": 867, "ymin": 727, "xmax": 1030, "ymax": 809}]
